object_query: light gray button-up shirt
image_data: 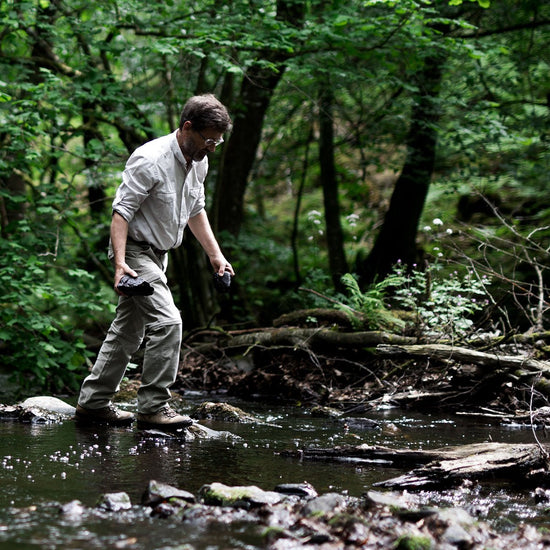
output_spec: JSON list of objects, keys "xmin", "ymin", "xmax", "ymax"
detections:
[{"xmin": 112, "ymin": 130, "xmax": 207, "ymax": 251}]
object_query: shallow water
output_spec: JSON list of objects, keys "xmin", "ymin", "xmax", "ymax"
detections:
[{"xmin": 1, "ymin": 397, "xmax": 548, "ymax": 549}]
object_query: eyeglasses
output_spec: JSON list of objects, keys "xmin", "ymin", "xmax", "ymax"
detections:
[{"xmin": 196, "ymin": 129, "xmax": 224, "ymax": 147}]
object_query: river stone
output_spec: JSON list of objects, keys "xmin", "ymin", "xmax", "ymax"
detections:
[
  {"xmin": 20, "ymin": 396, "xmax": 76, "ymax": 416},
  {"xmin": 142, "ymin": 480, "xmax": 195, "ymax": 506},
  {"xmin": 191, "ymin": 401, "xmax": 261, "ymax": 423},
  {"xmin": 309, "ymin": 405, "xmax": 343, "ymax": 418},
  {"xmin": 96, "ymin": 492, "xmax": 132, "ymax": 512},
  {"xmin": 274, "ymin": 482, "xmax": 318, "ymax": 499},
  {"xmin": 187, "ymin": 422, "xmax": 241, "ymax": 440},
  {"xmin": 59, "ymin": 500, "xmax": 86, "ymax": 520},
  {"xmin": 365, "ymin": 490, "xmax": 412, "ymax": 510},
  {"xmin": 0, "ymin": 405, "xmax": 20, "ymax": 420},
  {"xmin": 425, "ymin": 507, "xmax": 477, "ymax": 547},
  {"xmin": 199, "ymin": 482, "xmax": 285, "ymax": 509},
  {"xmin": 303, "ymin": 493, "xmax": 347, "ymax": 516},
  {"xmin": 340, "ymin": 417, "xmax": 380, "ymax": 431}
]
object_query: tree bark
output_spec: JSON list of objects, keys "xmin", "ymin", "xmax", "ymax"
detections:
[
  {"xmin": 212, "ymin": 0, "xmax": 306, "ymax": 237},
  {"xmin": 356, "ymin": 51, "xmax": 445, "ymax": 286},
  {"xmin": 319, "ymin": 82, "xmax": 349, "ymax": 290},
  {"xmin": 282, "ymin": 442, "xmax": 549, "ymax": 490}
]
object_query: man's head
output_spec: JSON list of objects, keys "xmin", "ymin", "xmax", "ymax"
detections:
[
  {"xmin": 179, "ymin": 94, "xmax": 232, "ymax": 134},
  {"xmin": 177, "ymin": 94, "xmax": 232, "ymax": 163}
]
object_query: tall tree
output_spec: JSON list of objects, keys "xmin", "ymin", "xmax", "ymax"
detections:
[
  {"xmin": 318, "ymin": 81, "xmax": 349, "ymax": 289},
  {"xmin": 212, "ymin": 0, "xmax": 306, "ymax": 237},
  {"xmin": 356, "ymin": 49, "xmax": 445, "ymax": 284}
]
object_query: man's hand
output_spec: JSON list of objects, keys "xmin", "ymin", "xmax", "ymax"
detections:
[
  {"xmin": 209, "ymin": 253, "xmax": 235, "ymax": 277},
  {"xmin": 114, "ymin": 263, "xmax": 139, "ymax": 296}
]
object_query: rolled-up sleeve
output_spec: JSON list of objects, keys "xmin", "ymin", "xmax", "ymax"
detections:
[{"xmin": 112, "ymin": 155, "xmax": 157, "ymax": 222}]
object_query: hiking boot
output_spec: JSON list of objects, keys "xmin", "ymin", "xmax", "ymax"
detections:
[
  {"xmin": 75, "ymin": 404, "xmax": 135, "ymax": 426},
  {"xmin": 137, "ymin": 405, "xmax": 193, "ymax": 430}
]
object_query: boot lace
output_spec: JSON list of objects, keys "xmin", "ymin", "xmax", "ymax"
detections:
[{"xmin": 161, "ymin": 406, "xmax": 178, "ymax": 418}]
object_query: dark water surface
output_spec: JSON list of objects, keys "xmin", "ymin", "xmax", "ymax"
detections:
[{"xmin": 1, "ymin": 397, "xmax": 548, "ymax": 549}]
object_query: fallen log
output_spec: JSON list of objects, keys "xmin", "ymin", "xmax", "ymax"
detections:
[
  {"xmin": 281, "ymin": 442, "xmax": 550, "ymax": 490},
  {"xmin": 376, "ymin": 343, "xmax": 550, "ymax": 375},
  {"xmin": 190, "ymin": 328, "xmax": 416, "ymax": 354},
  {"xmin": 376, "ymin": 442, "xmax": 549, "ymax": 490}
]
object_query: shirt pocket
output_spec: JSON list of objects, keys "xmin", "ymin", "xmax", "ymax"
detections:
[{"xmin": 154, "ymin": 192, "xmax": 177, "ymax": 225}]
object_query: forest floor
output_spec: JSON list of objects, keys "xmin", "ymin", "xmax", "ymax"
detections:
[{"xmin": 172, "ymin": 324, "xmax": 550, "ymax": 420}]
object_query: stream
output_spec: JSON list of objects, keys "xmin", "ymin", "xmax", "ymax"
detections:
[{"xmin": 0, "ymin": 395, "xmax": 547, "ymax": 549}]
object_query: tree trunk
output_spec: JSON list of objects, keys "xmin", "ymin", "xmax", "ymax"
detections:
[
  {"xmin": 169, "ymin": 235, "xmax": 216, "ymax": 331},
  {"xmin": 319, "ymin": 83, "xmax": 349, "ymax": 290},
  {"xmin": 356, "ymin": 52, "xmax": 445, "ymax": 286},
  {"xmin": 212, "ymin": 0, "xmax": 306, "ymax": 237}
]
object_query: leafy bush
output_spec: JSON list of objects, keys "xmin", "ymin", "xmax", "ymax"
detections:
[
  {"xmin": 338, "ymin": 272, "xmax": 406, "ymax": 331},
  {"xmin": 391, "ymin": 260, "xmax": 491, "ymax": 340},
  {"xmin": 0, "ymin": 220, "xmax": 111, "ymax": 396}
]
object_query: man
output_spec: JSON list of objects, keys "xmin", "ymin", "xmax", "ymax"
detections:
[{"xmin": 76, "ymin": 94, "xmax": 234, "ymax": 430}]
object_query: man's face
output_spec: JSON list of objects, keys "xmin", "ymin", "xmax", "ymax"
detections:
[{"xmin": 179, "ymin": 122, "xmax": 224, "ymax": 162}]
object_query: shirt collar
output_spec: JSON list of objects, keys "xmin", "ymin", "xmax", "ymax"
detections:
[{"xmin": 170, "ymin": 130, "xmax": 190, "ymax": 169}]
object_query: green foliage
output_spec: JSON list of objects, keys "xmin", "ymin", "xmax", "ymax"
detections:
[
  {"xmin": 0, "ymin": 0, "xmax": 547, "ymax": 396},
  {"xmin": 1, "ymin": 235, "xmax": 83, "ymax": 393},
  {"xmin": 391, "ymin": 260, "xmax": 491, "ymax": 340},
  {"xmin": 0, "ymin": 199, "xmax": 113, "ymax": 395},
  {"xmin": 338, "ymin": 273, "xmax": 406, "ymax": 331}
]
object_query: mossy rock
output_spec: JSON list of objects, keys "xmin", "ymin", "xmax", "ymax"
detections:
[{"xmin": 199, "ymin": 482, "xmax": 284, "ymax": 508}]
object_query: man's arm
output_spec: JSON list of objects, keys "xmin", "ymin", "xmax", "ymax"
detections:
[
  {"xmin": 187, "ymin": 210, "xmax": 234, "ymax": 277},
  {"xmin": 111, "ymin": 211, "xmax": 138, "ymax": 294}
]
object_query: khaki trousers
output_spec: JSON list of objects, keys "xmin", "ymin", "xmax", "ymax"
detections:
[{"xmin": 78, "ymin": 242, "xmax": 182, "ymax": 414}]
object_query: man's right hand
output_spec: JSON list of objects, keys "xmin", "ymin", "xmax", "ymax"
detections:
[{"xmin": 114, "ymin": 263, "xmax": 138, "ymax": 296}]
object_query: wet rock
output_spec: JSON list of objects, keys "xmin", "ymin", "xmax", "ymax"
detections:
[
  {"xmin": 340, "ymin": 417, "xmax": 380, "ymax": 431},
  {"xmin": 309, "ymin": 405, "xmax": 343, "ymax": 418},
  {"xmin": 365, "ymin": 490, "xmax": 437, "ymax": 522},
  {"xmin": 96, "ymin": 492, "xmax": 132, "ymax": 512},
  {"xmin": 0, "ymin": 404, "xmax": 21, "ymax": 420},
  {"xmin": 199, "ymin": 482, "xmax": 285, "ymax": 509},
  {"xmin": 424, "ymin": 507, "xmax": 481, "ymax": 548},
  {"xmin": 186, "ymin": 422, "xmax": 241, "ymax": 440},
  {"xmin": 180, "ymin": 503, "xmax": 258, "ymax": 526},
  {"xmin": 365, "ymin": 490, "xmax": 415, "ymax": 510},
  {"xmin": 328, "ymin": 514, "xmax": 370, "ymax": 546},
  {"xmin": 20, "ymin": 396, "xmax": 76, "ymax": 416},
  {"xmin": 191, "ymin": 401, "xmax": 263, "ymax": 423},
  {"xmin": 142, "ymin": 480, "xmax": 195, "ymax": 506},
  {"xmin": 302, "ymin": 493, "xmax": 347, "ymax": 516},
  {"xmin": 137, "ymin": 423, "xmax": 240, "ymax": 441},
  {"xmin": 0, "ymin": 396, "xmax": 77, "ymax": 423},
  {"xmin": 59, "ymin": 500, "xmax": 86, "ymax": 520},
  {"xmin": 64, "ymin": 479, "xmax": 550, "ymax": 550},
  {"xmin": 274, "ymin": 482, "xmax": 318, "ymax": 499}
]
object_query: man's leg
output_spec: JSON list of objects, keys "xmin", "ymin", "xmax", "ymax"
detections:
[
  {"xmin": 137, "ymin": 321, "xmax": 182, "ymax": 414},
  {"xmin": 77, "ymin": 244, "xmax": 158, "ymax": 416},
  {"xmin": 78, "ymin": 297, "xmax": 144, "ymax": 409}
]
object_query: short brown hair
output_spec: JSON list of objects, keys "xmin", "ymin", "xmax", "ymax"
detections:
[{"xmin": 179, "ymin": 94, "xmax": 232, "ymax": 133}]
